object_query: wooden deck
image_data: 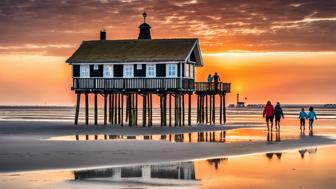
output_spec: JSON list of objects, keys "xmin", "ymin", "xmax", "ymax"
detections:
[{"xmin": 72, "ymin": 78, "xmax": 230, "ymax": 93}]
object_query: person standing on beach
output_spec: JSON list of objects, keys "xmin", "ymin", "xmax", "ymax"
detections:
[
  {"xmin": 207, "ymin": 74, "xmax": 212, "ymax": 89},
  {"xmin": 308, "ymin": 107, "xmax": 317, "ymax": 132},
  {"xmin": 299, "ymin": 108, "xmax": 308, "ymax": 131},
  {"xmin": 213, "ymin": 72, "xmax": 220, "ymax": 91},
  {"xmin": 263, "ymin": 101, "xmax": 274, "ymax": 131},
  {"xmin": 274, "ymin": 102, "xmax": 284, "ymax": 130}
]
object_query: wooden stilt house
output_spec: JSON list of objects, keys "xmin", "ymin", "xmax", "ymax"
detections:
[{"xmin": 66, "ymin": 12, "xmax": 230, "ymax": 126}]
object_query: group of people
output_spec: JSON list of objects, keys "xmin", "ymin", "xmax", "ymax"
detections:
[
  {"xmin": 207, "ymin": 72, "xmax": 220, "ymax": 90},
  {"xmin": 263, "ymin": 101, "xmax": 317, "ymax": 132}
]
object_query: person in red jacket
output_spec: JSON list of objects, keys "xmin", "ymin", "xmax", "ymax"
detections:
[{"xmin": 263, "ymin": 101, "xmax": 274, "ymax": 131}]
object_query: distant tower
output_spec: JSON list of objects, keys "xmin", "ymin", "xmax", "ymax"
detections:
[
  {"xmin": 236, "ymin": 93, "xmax": 245, "ymax": 108},
  {"xmin": 100, "ymin": 28, "xmax": 106, "ymax": 40},
  {"xmin": 138, "ymin": 12, "xmax": 151, "ymax": 40}
]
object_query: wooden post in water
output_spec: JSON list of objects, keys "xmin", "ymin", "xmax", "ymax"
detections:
[
  {"xmin": 188, "ymin": 93, "xmax": 191, "ymax": 126},
  {"xmin": 85, "ymin": 93, "xmax": 89, "ymax": 125},
  {"xmin": 223, "ymin": 93, "xmax": 226, "ymax": 124},
  {"xmin": 135, "ymin": 93, "xmax": 138, "ymax": 126},
  {"xmin": 114, "ymin": 93, "xmax": 117, "ymax": 124},
  {"xmin": 74, "ymin": 92, "xmax": 81, "ymax": 125},
  {"xmin": 205, "ymin": 94, "xmax": 209, "ymax": 124},
  {"xmin": 142, "ymin": 93, "xmax": 147, "ymax": 127},
  {"xmin": 209, "ymin": 94, "xmax": 212, "ymax": 124},
  {"xmin": 149, "ymin": 93, "xmax": 153, "ymax": 126},
  {"xmin": 220, "ymin": 94, "xmax": 223, "ymax": 125},
  {"xmin": 109, "ymin": 93, "xmax": 112, "ymax": 123},
  {"xmin": 121, "ymin": 93, "xmax": 124, "ymax": 126},
  {"xmin": 104, "ymin": 93, "xmax": 107, "ymax": 125},
  {"xmin": 118, "ymin": 93, "xmax": 121, "ymax": 125},
  {"xmin": 175, "ymin": 94, "xmax": 178, "ymax": 127},
  {"xmin": 111, "ymin": 93, "xmax": 114, "ymax": 124},
  {"xmin": 94, "ymin": 93, "xmax": 98, "ymax": 125},
  {"xmin": 169, "ymin": 94, "xmax": 172, "ymax": 127},
  {"xmin": 212, "ymin": 95, "xmax": 216, "ymax": 124},
  {"xmin": 182, "ymin": 94, "xmax": 185, "ymax": 126}
]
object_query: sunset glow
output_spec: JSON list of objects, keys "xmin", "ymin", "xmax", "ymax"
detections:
[{"xmin": 0, "ymin": 0, "xmax": 335, "ymax": 105}]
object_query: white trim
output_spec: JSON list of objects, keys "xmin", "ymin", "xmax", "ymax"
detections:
[
  {"xmin": 103, "ymin": 64, "xmax": 113, "ymax": 78},
  {"xmin": 94, "ymin": 64, "xmax": 99, "ymax": 70},
  {"xmin": 123, "ymin": 64, "xmax": 134, "ymax": 78},
  {"xmin": 166, "ymin": 63, "xmax": 178, "ymax": 78},
  {"xmin": 80, "ymin": 65, "xmax": 90, "ymax": 78},
  {"xmin": 184, "ymin": 39, "xmax": 203, "ymax": 67},
  {"xmin": 146, "ymin": 64, "xmax": 156, "ymax": 77}
]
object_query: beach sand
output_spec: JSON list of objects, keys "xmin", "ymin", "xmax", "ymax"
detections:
[{"xmin": 1, "ymin": 120, "xmax": 335, "ymax": 173}]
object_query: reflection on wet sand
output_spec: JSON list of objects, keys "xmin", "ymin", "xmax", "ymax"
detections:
[
  {"xmin": 266, "ymin": 131, "xmax": 281, "ymax": 142},
  {"xmin": 71, "ymin": 130, "xmax": 229, "ymax": 143},
  {"xmin": 74, "ymin": 162, "xmax": 199, "ymax": 185},
  {"xmin": 298, "ymin": 148, "xmax": 317, "ymax": 159}
]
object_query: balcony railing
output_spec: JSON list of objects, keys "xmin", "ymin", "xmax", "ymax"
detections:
[
  {"xmin": 72, "ymin": 78, "xmax": 231, "ymax": 93},
  {"xmin": 73, "ymin": 78, "xmax": 194, "ymax": 91},
  {"xmin": 195, "ymin": 82, "xmax": 231, "ymax": 93}
]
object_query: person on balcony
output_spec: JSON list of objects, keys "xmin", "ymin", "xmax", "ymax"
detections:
[
  {"xmin": 213, "ymin": 72, "xmax": 220, "ymax": 91},
  {"xmin": 207, "ymin": 74, "xmax": 213, "ymax": 89}
]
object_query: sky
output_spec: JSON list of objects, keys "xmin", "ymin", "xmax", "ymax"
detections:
[{"xmin": 0, "ymin": 0, "xmax": 335, "ymax": 105}]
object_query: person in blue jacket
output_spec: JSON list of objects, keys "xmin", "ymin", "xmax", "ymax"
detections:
[
  {"xmin": 307, "ymin": 106, "xmax": 317, "ymax": 132},
  {"xmin": 299, "ymin": 108, "xmax": 308, "ymax": 131}
]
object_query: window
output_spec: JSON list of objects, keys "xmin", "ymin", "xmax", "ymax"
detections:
[
  {"xmin": 123, "ymin": 65, "xmax": 134, "ymax": 77},
  {"xmin": 94, "ymin": 64, "xmax": 99, "ymax": 70},
  {"xmin": 184, "ymin": 63, "xmax": 189, "ymax": 77},
  {"xmin": 103, "ymin": 65, "xmax": 113, "ymax": 78},
  {"xmin": 136, "ymin": 64, "xmax": 142, "ymax": 70},
  {"xmin": 166, "ymin": 64, "xmax": 177, "ymax": 77},
  {"xmin": 146, "ymin": 64, "xmax": 156, "ymax": 77},
  {"xmin": 80, "ymin": 65, "xmax": 90, "ymax": 78}
]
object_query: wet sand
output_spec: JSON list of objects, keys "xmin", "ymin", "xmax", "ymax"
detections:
[{"xmin": 0, "ymin": 120, "xmax": 335, "ymax": 173}]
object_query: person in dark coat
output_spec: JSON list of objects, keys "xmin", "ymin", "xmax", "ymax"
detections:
[
  {"xmin": 213, "ymin": 72, "xmax": 220, "ymax": 91},
  {"xmin": 274, "ymin": 102, "xmax": 284, "ymax": 130}
]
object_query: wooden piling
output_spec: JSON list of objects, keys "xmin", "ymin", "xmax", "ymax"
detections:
[
  {"xmin": 182, "ymin": 94, "xmax": 185, "ymax": 126},
  {"xmin": 74, "ymin": 92, "xmax": 81, "ymax": 125},
  {"xmin": 223, "ymin": 93, "xmax": 226, "ymax": 124},
  {"xmin": 85, "ymin": 93, "xmax": 89, "ymax": 125},
  {"xmin": 142, "ymin": 94, "xmax": 147, "ymax": 127},
  {"xmin": 121, "ymin": 93, "xmax": 124, "ymax": 126},
  {"xmin": 104, "ymin": 93, "xmax": 107, "ymax": 125},
  {"xmin": 169, "ymin": 94, "xmax": 172, "ymax": 127},
  {"xmin": 94, "ymin": 93, "xmax": 98, "ymax": 125},
  {"xmin": 220, "ymin": 94, "xmax": 223, "ymax": 125},
  {"xmin": 188, "ymin": 93, "xmax": 191, "ymax": 126},
  {"xmin": 212, "ymin": 95, "xmax": 215, "ymax": 124}
]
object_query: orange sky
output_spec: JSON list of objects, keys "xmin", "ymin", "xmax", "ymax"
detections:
[
  {"xmin": 0, "ymin": 51, "xmax": 335, "ymax": 105},
  {"xmin": 0, "ymin": 0, "xmax": 335, "ymax": 105}
]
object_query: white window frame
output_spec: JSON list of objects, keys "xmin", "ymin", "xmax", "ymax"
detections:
[
  {"xmin": 136, "ymin": 64, "xmax": 142, "ymax": 70},
  {"xmin": 94, "ymin": 64, "xmax": 99, "ymax": 70},
  {"xmin": 80, "ymin": 65, "xmax": 90, "ymax": 78},
  {"xmin": 184, "ymin": 63, "xmax": 190, "ymax": 78},
  {"xmin": 146, "ymin": 64, "xmax": 156, "ymax": 77},
  {"xmin": 123, "ymin": 65, "xmax": 134, "ymax": 78},
  {"xmin": 190, "ymin": 64, "xmax": 194, "ymax": 78},
  {"xmin": 166, "ymin": 64, "xmax": 177, "ymax": 77},
  {"xmin": 103, "ymin": 65, "xmax": 113, "ymax": 78}
]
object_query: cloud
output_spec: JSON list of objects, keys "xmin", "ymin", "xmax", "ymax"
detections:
[{"xmin": 0, "ymin": 0, "xmax": 335, "ymax": 55}]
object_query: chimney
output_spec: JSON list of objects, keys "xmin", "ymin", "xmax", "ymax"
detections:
[{"xmin": 100, "ymin": 29, "xmax": 106, "ymax": 40}]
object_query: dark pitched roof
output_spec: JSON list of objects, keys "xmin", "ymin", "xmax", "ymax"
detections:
[{"xmin": 66, "ymin": 38, "xmax": 203, "ymax": 66}]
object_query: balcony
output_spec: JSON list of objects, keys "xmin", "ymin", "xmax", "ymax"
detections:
[{"xmin": 72, "ymin": 78, "xmax": 194, "ymax": 92}]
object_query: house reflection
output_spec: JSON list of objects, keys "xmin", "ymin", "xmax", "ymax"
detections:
[
  {"xmin": 265, "ymin": 152, "xmax": 282, "ymax": 160},
  {"xmin": 74, "ymin": 162, "xmax": 197, "ymax": 184},
  {"xmin": 207, "ymin": 158, "xmax": 228, "ymax": 169},
  {"xmin": 299, "ymin": 148, "xmax": 317, "ymax": 159},
  {"xmin": 72, "ymin": 130, "xmax": 227, "ymax": 143}
]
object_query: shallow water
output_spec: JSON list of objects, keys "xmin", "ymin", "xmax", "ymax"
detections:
[{"xmin": 1, "ymin": 146, "xmax": 335, "ymax": 189}]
